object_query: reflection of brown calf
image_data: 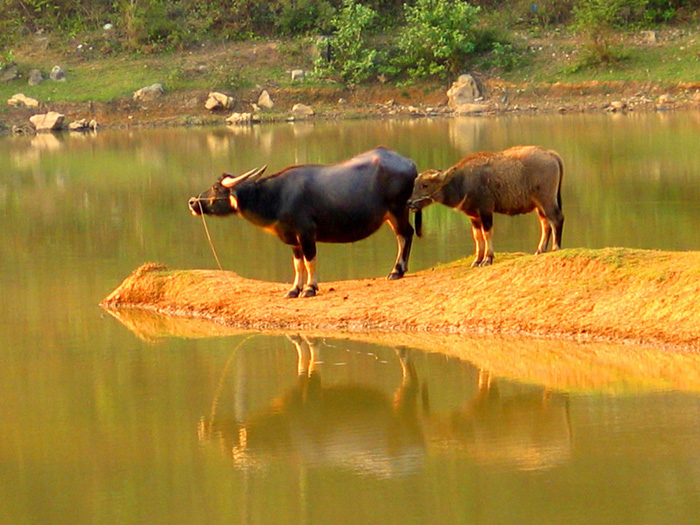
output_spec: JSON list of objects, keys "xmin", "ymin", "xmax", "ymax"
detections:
[
  {"xmin": 201, "ymin": 336, "xmax": 425, "ymax": 478},
  {"xmin": 447, "ymin": 370, "xmax": 572, "ymax": 471}
]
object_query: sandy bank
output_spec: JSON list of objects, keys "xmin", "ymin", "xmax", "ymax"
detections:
[{"xmin": 101, "ymin": 247, "xmax": 700, "ymax": 351}]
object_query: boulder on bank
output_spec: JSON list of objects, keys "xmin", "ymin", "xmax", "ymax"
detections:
[
  {"xmin": 205, "ymin": 92, "xmax": 234, "ymax": 111},
  {"xmin": 28, "ymin": 69, "xmax": 44, "ymax": 86},
  {"xmin": 68, "ymin": 118, "xmax": 98, "ymax": 131},
  {"xmin": 50, "ymin": 65, "xmax": 66, "ymax": 81},
  {"xmin": 8, "ymin": 93, "xmax": 39, "ymax": 108},
  {"xmin": 447, "ymin": 74, "xmax": 482, "ymax": 109},
  {"xmin": 1, "ymin": 64, "xmax": 19, "ymax": 83},
  {"xmin": 133, "ymin": 83, "xmax": 165, "ymax": 102},
  {"xmin": 257, "ymin": 90, "xmax": 274, "ymax": 109},
  {"xmin": 226, "ymin": 112, "xmax": 252, "ymax": 125},
  {"xmin": 291, "ymin": 103, "xmax": 315, "ymax": 117},
  {"xmin": 29, "ymin": 111, "xmax": 65, "ymax": 131}
]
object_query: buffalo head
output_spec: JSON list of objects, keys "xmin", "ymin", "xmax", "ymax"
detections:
[
  {"xmin": 408, "ymin": 168, "xmax": 453, "ymax": 211},
  {"xmin": 188, "ymin": 166, "xmax": 266, "ymax": 216}
]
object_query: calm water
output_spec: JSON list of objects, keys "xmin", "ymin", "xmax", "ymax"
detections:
[{"xmin": 2, "ymin": 112, "xmax": 700, "ymax": 523}]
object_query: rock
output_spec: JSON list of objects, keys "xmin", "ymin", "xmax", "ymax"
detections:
[
  {"xmin": 226, "ymin": 112, "xmax": 252, "ymax": 125},
  {"xmin": 68, "ymin": 118, "xmax": 97, "ymax": 131},
  {"xmin": 7, "ymin": 93, "xmax": 39, "ymax": 108},
  {"xmin": 606, "ymin": 101, "xmax": 628, "ymax": 112},
  {"xmin": 133, "ymin": 83, "xmax": 165, "ymax": 102},
  {"xmin": 291, "ymin": 103, "xmax": 314, "ymax": 117},
  {"xmin": 641, "ymin": 30, "xmax": 657, "ymax": 44},
  {"xmin": 657, "ymin": 93, "xmax": 673, "ymax": 104},
  {"xmin": 50, "ymin": 65, "xmax": 65, "ymax": 81},
  {"xmin": 453, "ymin": 103, "xmax": 489, "ymax": 115},
  {"xmin": 205, "ymin": 92, "xmax": 234, "ymax": 111},
  {"xmin": 1, "ymin": 64, "xmax": 19, "ymax": 83},
  {"xmin": 257, "ymin": 90, "xmax": 274, "ymax": 109},
  {"xmin": 447, "ymin": 74, "xmax": 481, "ymax": 108},
  {"xmin": 28, "ymin": 69, "xmax": 43, "ymax": 86},
  {"xmin": 290, "ymin": 69, "xmax": 305, "ymax": 82},
  {"xmin": 29, "ymin": 111, "xmax": 65, "ymax": 131}
]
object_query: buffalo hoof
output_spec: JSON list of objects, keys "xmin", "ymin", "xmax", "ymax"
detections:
[
  {"xmin": 387, "ymin": 270, "xmax": 404, "ymax": 280},
  {"xmin": 286, "ymin": 287, "xmax": 302, "ymax": 299},
  {"xmin": 301, "ymin": 285, "xmax": 318, "ymax": 298},
  {"xmin": 480, "ymin": 258, "xmax": 494, "ymax": 267},
  {"xmin": 470, "ymin": 259, "xmax": 482, "ymax": 268}
]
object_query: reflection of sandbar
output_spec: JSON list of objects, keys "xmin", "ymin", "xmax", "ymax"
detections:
[{"xmin": 102, "ymin": 305, "xmax": 700, "ymax": 395}]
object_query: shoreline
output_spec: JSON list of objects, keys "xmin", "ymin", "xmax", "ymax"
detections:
[{"xmin": 4, "ymin": 77, "xmax": 700, "ymax": 134}]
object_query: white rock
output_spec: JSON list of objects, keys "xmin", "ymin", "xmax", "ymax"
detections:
[
  {"xmin": 257, "ymin": 90, "xmax": 274, "ymax": 109},
  {"xmin": 226, "ymin": 112, "xmax": 252, "ymax": 125},
  {"xmin": 291, "ymin": 103, "xmax": 314, "ymax": 117},
  {"xmin": 7, "ymin": 93, "xmax": 39, "ymax": 108},
  {"xmin": 447, "ymin": 74, "xmax": 481, "ymax": 108},
  {"xmin": 29, "ymin": 111, "xmax": 65, "ymax": 131},
  {"xmin": 133, "ymin": 83, "xmax": 165, "ymax": 101},
  {"xmin": 205, "ymin": 92, "xmax": 234, "ymax": 110}
]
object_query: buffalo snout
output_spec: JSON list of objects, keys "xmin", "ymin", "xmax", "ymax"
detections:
[{"xmin": 188, "ymin": 197, "xmax": 203, "ymax": 215}]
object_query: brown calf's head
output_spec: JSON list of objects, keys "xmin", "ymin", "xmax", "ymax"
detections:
[{"xmin": 408, "ymin": 169, "xmax": 451, "ymax": 210}]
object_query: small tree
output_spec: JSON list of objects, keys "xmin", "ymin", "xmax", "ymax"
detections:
[
  {"xmin": 396, "ymin": 0, "xmax": 481, "ymax": 79},
  {"xmin": 316, "ymin": 0, "xmax": 378, "ymax": 85},
  {"xmin": 573, "ymin": 0, "xmax": 645, "ymax": 65}
]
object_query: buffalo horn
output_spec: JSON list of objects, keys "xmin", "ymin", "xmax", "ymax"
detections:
[{"xmin": 221, "ymin": 166, "xmax": 266, "ymax": 188}]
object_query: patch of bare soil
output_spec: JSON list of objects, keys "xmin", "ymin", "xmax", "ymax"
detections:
[{"xmin": 101, "ymin": 248, "xmax": 700, "ymax": 351}]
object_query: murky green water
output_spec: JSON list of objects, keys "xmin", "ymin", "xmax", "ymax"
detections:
[{"xmin": 2, "ymin": 113, "xmax": 700, "ymax": 523}]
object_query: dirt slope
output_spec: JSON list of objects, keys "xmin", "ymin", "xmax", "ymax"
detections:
[{"xmin": 101, "ymin": 247, "xmax": 700, "ymax": 350}]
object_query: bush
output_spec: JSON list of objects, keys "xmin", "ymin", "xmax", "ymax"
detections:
[
  {"xmin": 395, "ymin": 0, "xmax": 481, "ymax": 79},
  {"xmin": 277, "ymin": 0, "xmax": 335, "ymax": 36},
  {"xmin": 316, "ymin": 0, "xmax": 379, "ymax": 84},
  {"xmin": 573, "ymin": 0, "xmax": 645, "ymax": 66}
]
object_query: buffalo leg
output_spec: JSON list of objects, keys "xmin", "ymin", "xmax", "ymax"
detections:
[
  {"xmin": 286, "ymin": 247, "xmax": 306, "ymax": 298},
  {"xmin": 299, "ymin": 234, "xmax": 318, "ymax": 297},
  {"xmin": 536, "ymin": 209, "xmax": 552, "ymax": 254},
  {"xmin": 539, "ymin": 205, "xmax": 564, "ymax": 252},
  {"xmin": 479, "ymin": 214, "xmax": 495, "ymax": 266},
  {"xmin": 386, "ymin": 213, "xmax": 414, "ymax": 280},
  {"xmin": 470, "ymin": 217, "xmax": 486, "ymax": 267}
]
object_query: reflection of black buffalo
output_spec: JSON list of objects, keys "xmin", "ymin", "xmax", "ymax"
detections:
[
  {"xmin": 200, "ymin": 336, "xmax": 426, "ymax": 478},
  {"xmin": 189, "ymin": 147, "xmax": 422, "ymax": 298},
  {"xmin": 200, "ymin": 338, "xmax": 572, "ymax": 476}
]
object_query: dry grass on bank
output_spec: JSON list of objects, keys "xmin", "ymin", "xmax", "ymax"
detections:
[{"xmin": 102, "ymin": 247, "xmax": 700, "ymax": 350}]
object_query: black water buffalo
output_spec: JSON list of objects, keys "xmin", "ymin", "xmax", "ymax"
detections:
[
  {"xmin": 408, "ymin": 145, "xmax": 564, "ymax": 267},
  {"xmin": 188, "ymin": 147, "xmax": 422, "ymax": 298}
]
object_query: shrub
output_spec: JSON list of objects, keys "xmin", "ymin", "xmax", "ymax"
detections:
[
  {"xmin": 277, "ymin": 0, "xmax": 335, "ymax": 36},
  {"xmin": 395, "ymin": 0, "xmax": 481, "ymax": 79},
  {"xmin": 316, "ymin": 0, "xmax": 379, "ymax": 84}
]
